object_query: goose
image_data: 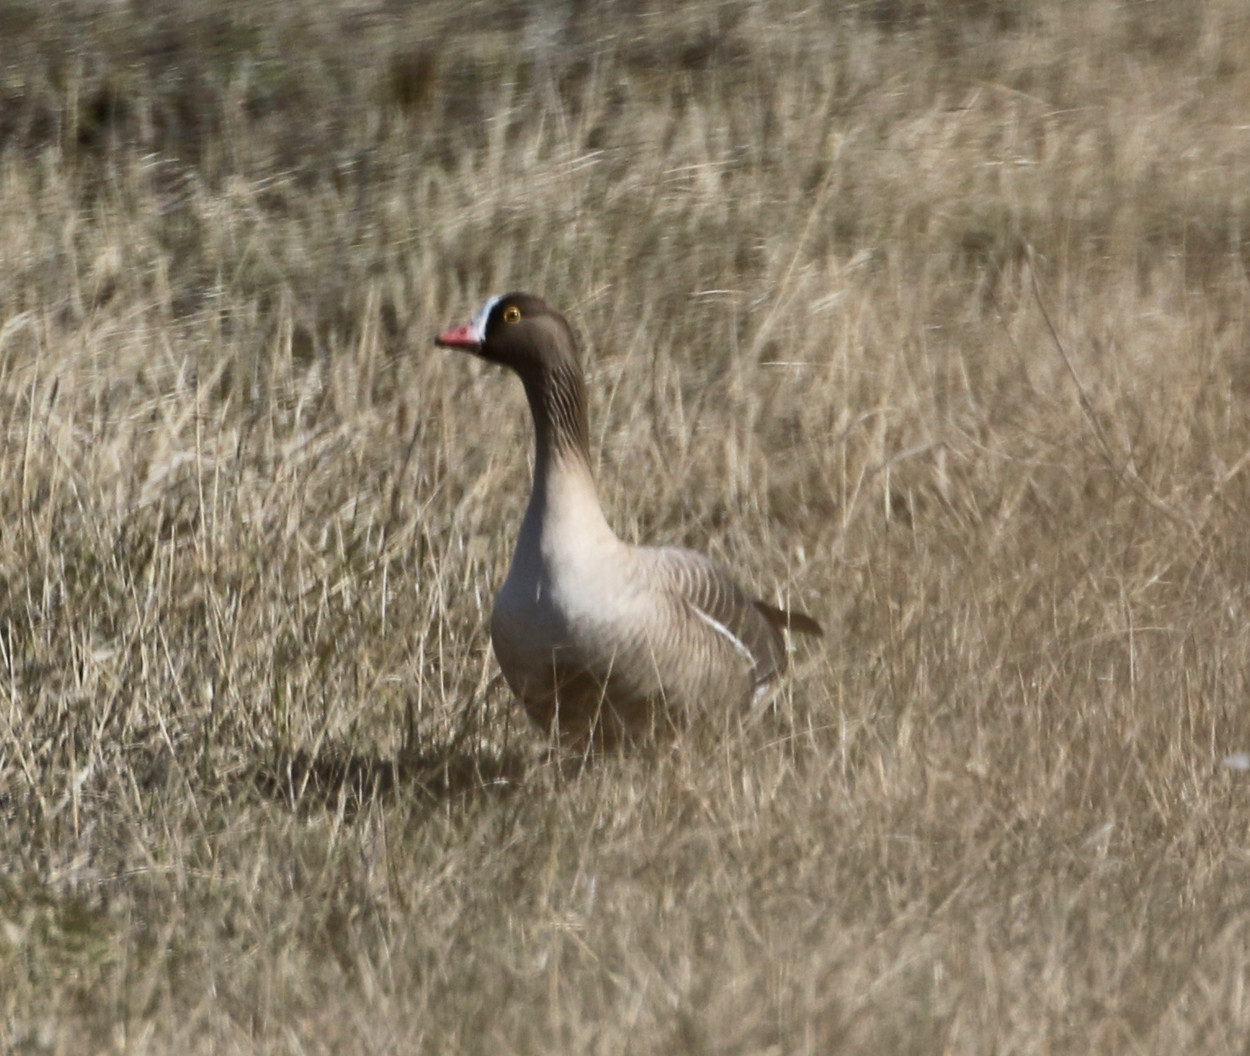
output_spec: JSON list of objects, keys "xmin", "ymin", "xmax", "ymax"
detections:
[{"xmin": 436, "ymin": 293, "xmax": 821, "ymax": 748}]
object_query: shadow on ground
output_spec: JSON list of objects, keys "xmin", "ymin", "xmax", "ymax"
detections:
[{"xmin": 251, "ymin": 745, "xmax": 534, "ymax": 813}]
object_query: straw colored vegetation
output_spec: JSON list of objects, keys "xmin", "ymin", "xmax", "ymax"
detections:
[{"xmin": 3, "ymin": 0, "xmax": 1250, "ymax": 1051}]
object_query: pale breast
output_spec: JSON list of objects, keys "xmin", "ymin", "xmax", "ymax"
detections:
[
  {"xmin": 490, "ymin": 543, "xmax": 566, "ymax": 698},
  {"xmin": 491, "ymin": 545, "xmax": 762, "ymax": 744}
]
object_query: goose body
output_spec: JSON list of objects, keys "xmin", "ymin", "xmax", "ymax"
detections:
[{"xmin": 436, "ymin": 293, "xmax": 820, "ymax": 747}]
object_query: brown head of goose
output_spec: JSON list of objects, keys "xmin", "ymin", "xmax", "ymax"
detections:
[{"xmin": 436, "ymin": 293, "xmax": 821, "ymax": 748}]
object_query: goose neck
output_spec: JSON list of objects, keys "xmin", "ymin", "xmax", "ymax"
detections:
[{"xmin": 521, "ymin": 359, "xmax": 592, "ymax": 472}]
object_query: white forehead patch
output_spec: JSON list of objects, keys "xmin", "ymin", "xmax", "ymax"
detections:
[{"xmin": 469, "ymin": 294, "xmax": 503, "ymax": 343}]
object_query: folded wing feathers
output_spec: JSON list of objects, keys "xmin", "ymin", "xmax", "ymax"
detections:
[{"xmin": 657, "ymin": 547, "xmax": 804, "ymax": 691}]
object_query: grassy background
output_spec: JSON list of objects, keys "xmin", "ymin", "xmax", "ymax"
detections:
[{"xmin": 4, "ymin": 0, "xmax": 1250, "ymax": 1051}]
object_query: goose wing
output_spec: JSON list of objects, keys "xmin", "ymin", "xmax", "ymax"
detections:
[{"xmin": 651, "ymin": 547, "xmax": 796, "ymax": 690}]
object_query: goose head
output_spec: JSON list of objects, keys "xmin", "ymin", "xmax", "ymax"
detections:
[
  {"xmin": 435, "ymin": 292, "xmax": 579, "ymax": 380},
  {"xmin": 436, "ymin": 292, "xmax": 592, "ymax": 464}
]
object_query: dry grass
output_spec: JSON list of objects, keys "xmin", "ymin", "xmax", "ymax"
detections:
[{"xmin": 4, "ymin": 0, "xmax": 1250, "ymax": 1051}]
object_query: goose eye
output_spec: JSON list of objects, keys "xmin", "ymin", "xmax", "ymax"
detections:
[{"xmin": 502, "ymin": 305, "xmax": 521, "ymax": 324}]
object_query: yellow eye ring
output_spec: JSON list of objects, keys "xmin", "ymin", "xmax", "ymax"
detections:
[{"xmin": 502, "ymin": 305, "xmax": 521, "ymax": 324}]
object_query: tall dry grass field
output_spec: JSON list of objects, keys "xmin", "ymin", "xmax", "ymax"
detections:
[{"xmin": 4, "ymin": 0, "xmax": 1250, "ymax": 1051}]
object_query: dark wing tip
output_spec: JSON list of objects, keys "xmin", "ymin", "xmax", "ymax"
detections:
[{"xmin": 753, "ymin": 600, "xmax": 824, "ymax": 638}]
